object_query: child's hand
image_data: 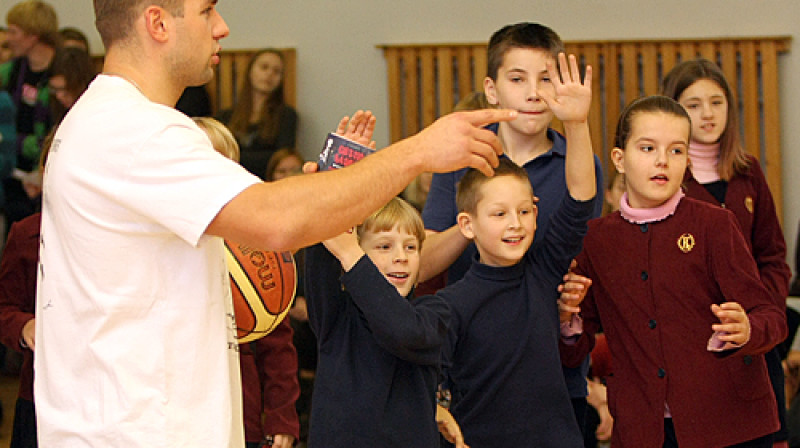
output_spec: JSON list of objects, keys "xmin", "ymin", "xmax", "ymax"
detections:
[
  {"xmin": 557, "ymin": 259, "xmax": 591, "ymax": 322},
  {"xmin": 710, "ymin": 302, "xmax": 752, "ymax": 349},
  {"xmin": 539, "ymin": 53, "xmax": 592, "ymax": 125},
  {"xmin": 269, "ymin": 434, "xmax": 294, "ymax": 448},
  {"xmin": 436, "ymin": 404, "xmax": 470, "ymax": 448},
  {"xmin": 22, "ymin": 318, "xmax": 35, "ymax": 350},
  {"xmin": 336, "ymin": 110, "xmax": 377, "ymax": 149},
  {"xmin": 322, "ymin": 227, "xmax": 364, "ymax": 271}
]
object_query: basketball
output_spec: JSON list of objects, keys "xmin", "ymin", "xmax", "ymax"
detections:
[{"xmin": 224, "ymin": 241, "xmax": 297, "ymax": 343}]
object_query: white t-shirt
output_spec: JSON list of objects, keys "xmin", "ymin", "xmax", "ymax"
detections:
[{"xmin": 35, "ymin": 75, "xmax": 260, "ymax": 447}]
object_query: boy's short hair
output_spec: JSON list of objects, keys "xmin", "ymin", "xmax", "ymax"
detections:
[
  {"xmin": 193, "ymin": 117, "xmax": 240, "ymax": 163},
  {"xmin": 94, "ymin": 0, "xmax": 183, "ymax": 49},
  {"xmin": 456, "ymin": 158, "xmax": 532, "ymax": 215},
  {"xmin": 486, "ymin": 22, "xmax": 565, "ymax": 81},
  {"xmin": 6, "ymin": 1, "xmax": 59, "ymax": 48},
  {"xmin": 358, "ymin": 197, "xmax": 426, "ymax": 248}
]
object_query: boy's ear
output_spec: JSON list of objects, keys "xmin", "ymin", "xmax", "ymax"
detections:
[
  {"xmin": 484, "ymin": 77, "xmax": 500, "ymax": 106},
  {"xmin": 457, "ymin": 212, "xmax": 475, "ymax": 240},
  {"xmin": 610, "ymin": 147, "xmax": 625, "ymax": 174}
]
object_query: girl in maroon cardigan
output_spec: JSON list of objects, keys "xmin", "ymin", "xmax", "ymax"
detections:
[
  {"xmin": 662, "ymin": 59, "xmax": 792, "ymax": 448},
  {"xmin": 560, "ymin": 96, "xmax": 787, "ymax": 447}
]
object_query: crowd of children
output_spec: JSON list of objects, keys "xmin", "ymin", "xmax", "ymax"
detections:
[{"xmin": 0, "ymin": 1, "xmax": 796, "ymax": 447}]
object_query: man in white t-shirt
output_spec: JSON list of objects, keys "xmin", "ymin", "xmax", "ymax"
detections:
[{"xmin": 34, "ymin": 0, "xmax": 516, "ymax": 447}]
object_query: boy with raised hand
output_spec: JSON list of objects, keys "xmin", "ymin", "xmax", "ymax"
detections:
[
  {"xmin": 305, "ymin": 197, "xmax": 467, "ymax": 448},
  {"xmin": 438, "ymin": 52, "xmax": 596, "ymax": 447},
  {"xmin": 420, "ymin": 22, "xmax": 604, "ymax": 431}
]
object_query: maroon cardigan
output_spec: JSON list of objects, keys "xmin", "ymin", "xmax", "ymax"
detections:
[
  {"xmin": 683, "ymin": 155, "xmax": 791, "ymax": 304},
  {"xmin": 239, "ymin": 316, "xmax": 300, "ymax": 443},
  {"xmin": 562, "ymin": 197, "xmax": 786, "ymax": 447},
  {"xmin": 0, "ymin": 212, "xmax": 40, "ymax": 402}
]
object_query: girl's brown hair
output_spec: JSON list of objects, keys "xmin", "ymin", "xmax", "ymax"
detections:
[
  {"xmin": 227, "ymin": 49, "xmax": 287, "ymax": 144},
  {"xmin": 661, "ymin": 58, "xmax": 749, "ymax": 181}
]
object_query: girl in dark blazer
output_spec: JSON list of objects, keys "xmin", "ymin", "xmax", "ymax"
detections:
[
  {"xmin": 561, "ymin": 96, "xmax": 787, "ymax": 447},
  {"xmin": 662, "ymin": 58, "xmax": 792, "ymax": 448}
]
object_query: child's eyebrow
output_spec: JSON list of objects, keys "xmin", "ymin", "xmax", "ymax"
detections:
[{"xmin": 683, "ymin": 93, "xmax": 725, "ymax": 102}]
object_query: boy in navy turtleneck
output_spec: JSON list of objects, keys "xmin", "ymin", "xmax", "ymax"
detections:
[{"xmin": 438, "ymin": 52, "xmax": 596, "ymax": 447}]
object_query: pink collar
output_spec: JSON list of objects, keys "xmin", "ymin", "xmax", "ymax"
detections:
[
  {"xmin": 688, "ymin": 142, "xmax": 721, "ymax": 183},
  {"xmin": 619, "ymin": 190, "xmax": 685, "ymax": 224}
]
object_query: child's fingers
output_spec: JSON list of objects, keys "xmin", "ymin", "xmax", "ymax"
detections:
[
  {"xmin": 711, "ymin": 322, "xmax": 747, "ymax": 334},
  {"xmin": 558, "ymin": 299, "xmax": 580, "ymax": 314},
  {"xmin": 583, "ymin": 64, "xmax": 593, "ymax": 90},
  {"xmin": 335, "ymin": 116, "xmax": 350, "ymax": 135},
  {"xmin": 568, "ymin": 54, "xmax": 580, "ymax": 83},
  {"xmin": 711, "ymin": 302, "xmax": 745, "ymax": 320},
  {"xmin": 545, "ymin": 59, "xmax": 562, "ymax": 88}
]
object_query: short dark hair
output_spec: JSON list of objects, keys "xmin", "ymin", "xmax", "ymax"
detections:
[
  {"xmin": 94, "ymin": 0, "xmax": 183, "ymax": 49},
  {"xmin": 614, "ymin": 95, "xmax": 691, "ymax": 150},
  {"xmin": 456, "ymin": 158, "xmax": 532, "ymax": 215},
  {"xmin": 486, "ymin": 23, "xmax": 564, "ymax": 81}
]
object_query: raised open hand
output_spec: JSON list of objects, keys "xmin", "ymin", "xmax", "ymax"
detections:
[
  {"xmin": 539, "ymin": 53, "xmax": 592, "ymax": 124},
  {"xmin": 336, "ymin": 110, "xmax": 377, "ymax": 149}
]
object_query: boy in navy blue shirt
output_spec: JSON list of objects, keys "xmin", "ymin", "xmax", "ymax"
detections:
[
  {"xmin": 420, "ymin": 23, "xmax": 604, "ymax": 428},
  {"xmin": 305, "ymin": 197, "xmax": 466, "ymax": 447},
  {"xmin": 439, "ymin": 52, "xmax": 596, "ymax": 447}
]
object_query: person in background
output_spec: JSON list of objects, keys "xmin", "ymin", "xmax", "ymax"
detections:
[
  {"xmin": 195, "ymin": 117, "xmax": 300, "ymax": 448},
  {"xmin": 47, "ymin": 46, "xmax": 95, "ymax": 122},
  {"xmin": 15, "ymin": 46, "xmax": 95, "ymax": 206},
  {"xmin": 0, "ymin": 129, "xmax": 54, "ymax": 448},
  {"xmin": 218, "ymin": 48, "xmax": 298, "ymax": 178},
  {"xmin": 1, "ymin": 0, "xmax": 58, "ymax": 234},
  {"xmin": 176, "ymin": 85, "xmax": 212, "ymax": 117},
  {"xmin": 662, "ymin": 58, "xmax": 792, "ymax": 448},
  {"xmin": 265, "ymin": 148, "xmax": 303, "ymax": 182},
  {"xmin": 59, "ymin": 26, "xmax": 88, "ymax": 52},
  {"xmin": 0, "ymin": 27, "xmax": 13, "ymax": 64},
  {"xmin": 264, "ymin": 147, "xmax": 312, "ymax": 445}
]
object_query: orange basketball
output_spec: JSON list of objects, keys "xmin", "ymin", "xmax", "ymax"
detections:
[{"xmin": 224, "ymin": 241, "xmax": 297, "ymax": 343}]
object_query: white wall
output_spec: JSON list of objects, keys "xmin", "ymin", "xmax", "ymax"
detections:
[{"xmin": 3, "ymin": 0, "xmax": 799, "ymax": 275}]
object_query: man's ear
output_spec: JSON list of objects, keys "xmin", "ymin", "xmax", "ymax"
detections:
[
  {"xmin": 457, "ymin": 212, "xmax": 475, "ymax": 240},
  {"xmin": 143, "ymin": 6, "xmax": 170, "ymax": 43},
  {"xmin": 610, "ymin": 147, "xmax": 625, "ymax": 175},
  {"xmin": 484, "ymin": 77, "xmax": 499, "ymax": 106}
]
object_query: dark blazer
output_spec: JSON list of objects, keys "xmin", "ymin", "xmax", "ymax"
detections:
[
  {"xmin": 562, "ymin": 197, "xmax": 786, "ymax": 447},
  {"xmin": 683, "ymin": 155, "xmax": 791, "ymax": 303},
  {"xmin": 0, "ymin": 212, "xmax": 40, "ymax": 402}
]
